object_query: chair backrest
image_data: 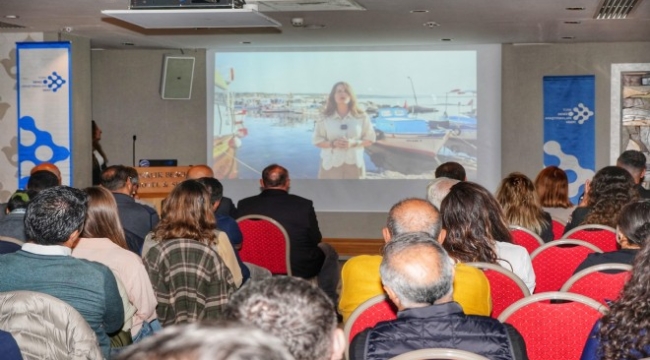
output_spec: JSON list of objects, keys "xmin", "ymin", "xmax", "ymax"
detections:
[
  {"xmin": 236, "ymin": 214, "xmax": 291, "ymax": 276},
  {"xmin": 530, "ymin": 239, "xmax": 602, "ymax": 293},
  {"xmin": 497, "ymin": 292, "xmax": 606, "ymax": 360},
  {"xmin": 466, "ymin": 262, "xmax": 530, "ymax": 319},
  {"xmin": 551, "ymin": 219, "xmax": 565, "ymax": 240},
  {"xmin": 344, "ymin": 295, "xmax": 397, "ymax": 360},
  {"xmin": 560, "ymin": 263, "xmax": 632, "ymax": 305},
  {"xmin": 562, "ymin": 224, "xmax": 618, "ymax": 252},
  {"xmin": 388, "ymin": 348, "xmax": 490, "ymax": 360},
  {"xmin": 0, "ymin": 290, "xmax": 102, "ymax": 360},
  {"xmin": 509, "ymin": 226, "xmax": 544, "ymax": 254}
]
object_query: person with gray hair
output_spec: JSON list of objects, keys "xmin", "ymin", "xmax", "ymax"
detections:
[
  {"xmin": 349, "ymin": 232, "xmax": 528, "ymax": 360},
  {"xmin": 225, "ymin": 276, "xmax": 345, "ymax": 360},
  {"xmin": 426, "ymin": 176, "xmax": 460, "ymax": 209},
  {"xmin": 339, "ymin": 198, "xmax": 491, "ymax": 323},
  {"xmin": 115, "ymin": 322, "xmax": 295, "ymax": 360}
]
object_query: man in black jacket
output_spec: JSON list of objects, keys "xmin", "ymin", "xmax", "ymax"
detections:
[
  {"xmin": 350, "ymin": 232, "xmax": 528, "ymax": 360},
  {"xmin": 237, "ymin": 164, "xmax": 339, "ymax": 306},
  {"xmin": 617, "ymin": 150, "xmax": 650, "ymax": 199}
]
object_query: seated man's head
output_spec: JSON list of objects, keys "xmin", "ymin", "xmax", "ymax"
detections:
[
  {"xmin": 186, "ymin": 165, "xmax": 214, "ymax": 180},
  {"xmin": 426, "ymin": 177, "xmax": 460, "ymax": 209},
  {"xmin": 196, "ymin": 177, "xmax": 224, "ymax": 211},
  {"xmin": 617, "ymin": 150, "xmax": 647, "ymax": 185},
  {"xmin": 100, "ymin": 165, "xmax": 135, "ymax": 195},
  {"xmin": 26, "ymin": 170, "xmax": 60, "ymax": 196},
  {"xmin": 115, "ymin": 322, "xmax": 294, "ymax": 360},
  {"xmin": 434, "ymin": 161, "xmax": 466, "ymax": 181},
  {"xmin": 6, "ymin": 190, "xmax": 30, "ymax": 214},
  {"xmin": 24, "ymin": 186, "xmax": 87, "ymax": 247},
  {"xmin": 380, "ymin": 232, "xmax": 454, "ymax": 310},
  {"xmin": 225, "ymin": 276, "xmax": 344, "ymax": 360},
  {"xmin": 383, "ymin": 198, "xmax": 442, "ymax": 243},
  {"xmin": 261, "ymin": 164, "xmax": 290, "ymax": 190},
  {"xmin": 30, "ymin": 162, "xmax": 62, "ymax": 184}
]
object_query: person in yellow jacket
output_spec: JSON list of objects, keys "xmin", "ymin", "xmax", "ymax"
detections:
[{"xmin": 339, "ymin": 198, "xmax": 491, "ymax": 323}]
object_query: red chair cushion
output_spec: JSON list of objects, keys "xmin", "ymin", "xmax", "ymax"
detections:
[
  {"xmin": 511, "ymin": 229, "xmax": 542, "ymax": 254},
  {"xmin": 532, "ymin": 246, "xmax": 595, "ymax": 293},
  {"xmin": 566, "ymin": 271, "xmax": 631, "ymax": 305},
  {"xmin": 348, "ymin": 300, "xmax": 397, "ymax": 342},
  {"xmin": 564, "ymin": 229, "xmax": 617, "ymax": 252},
  {"xmin": 238, "ymin": 218, "xmax": 288, "ymax": 274},
  {"xmin": 484, "ymin": 269, "xmax": 527, "ymax": 318}
]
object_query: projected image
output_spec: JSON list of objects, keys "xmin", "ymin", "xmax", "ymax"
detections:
[{"xmin": 212, "ymin": 51, "xmax": 477, "ymax": 180}]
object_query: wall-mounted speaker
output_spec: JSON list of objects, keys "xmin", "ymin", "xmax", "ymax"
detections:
[{"xmin": 160, "ymin": 55, "xmax": 195, "ymax": 100}]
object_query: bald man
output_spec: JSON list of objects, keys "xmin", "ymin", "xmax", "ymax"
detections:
[
  {"xmin": 349, "ymin": 232, "xmax": 527, "ymax": 360},
  {"xmin": 338, "ymin": 198, "xmax": 491, "ymax": 323},
  {"xmin": 237, "ymin": 164, "xmax": 340, "ymax": 308},
  {"xmin": 31, "ymin": 162, "xmax": 62, "ymax": 184},
  {"xmin": 186, "ymin": 165, "xmax": 237, "ymax": 217}
]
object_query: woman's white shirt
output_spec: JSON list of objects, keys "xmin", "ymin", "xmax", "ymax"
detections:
[{"xmin": 494, "ymin": 241, "xmax": 536, "ymax": 294}]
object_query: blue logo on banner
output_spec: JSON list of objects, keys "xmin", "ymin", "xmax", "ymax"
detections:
[
  {"xmin": 17, "ymin": 116, "xmax": 71, "ymax": 188},
  {"xmin": 543, "ymin": 75, "xmax": 596, "ymax": 204},
  {"xmin": 42, "ymin": 71, "xmax": 67, "ymax": 92}
]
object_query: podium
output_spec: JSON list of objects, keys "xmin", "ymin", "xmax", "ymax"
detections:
[{"xmin": 134, "ymin": 166, "xmax": 191, "ymax": 212}]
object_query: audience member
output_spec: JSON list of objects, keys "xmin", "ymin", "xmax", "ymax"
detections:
[
  {"xmin": 434, "ymin": 161, "xmax": 466, "ymax": 181},
  {"xmin": 72, "ymin": 186, "xmax": 159, "ymax": 342},
  {"xmin": 0, "ymin": 190, "xmax": 30, "ymax": 246},
  {"xmin": 426, "ymin": 177, "xmax": 459, "ymax": 209},
  {"xmin": 617, "ymin": 150, "xmax": 650, "ymax": 199},
  {"xmin": 497, "ymin": 172, "xmax": 554, "ymax": 242},
  {"xmin": 575, "ymin": 199, "xmax": 650, "ymax": 274},
  {"xmin": 339, "ymin": 198, "xmax": 491, "ymax": 322},
  {"xmin": 237, "ymin": 164, "xmax": 340, "ymax": 306},
  {"xmin": 349, "ymin": 232, "xmax": 527, "ymax": 360},
  {"xmin": 534, "ymin": 166, "xmax": 575, "ymax": 223},
  {"xmin": 564, "ymin": 166, "xmax": 638, "ymax": 234},
  {"xmin": 26, "ymin": 170, "xmax": 59, "ymax": 195},
  {"xmin": 226, "ymin": 276, "xmax": 345, "ymax": 360},
  {"xmin": 144, "ymin": 180, "xmax": 237, "ymax": 325},
  {"xmin": 441, "ymin": 181, "xmax": 536, "ymax": 293},
  {"xmin": 116, "ymin": 322, "xmax": 295, "ymax": 360},
  {"xmin": 0, "ymin": 186, "xmax": 123, "ymax": 358},
  {"xmin": 92, "ymin": 120, "xmax": 108, "ymax": 185},
  {"xmin": 30, "ymin": 162, "xmax": 62, "ymax": 184},
  {"xmin": 186, "ymin": 164, "xmax": 237, "ymax": 217},
  {"xmin": 101, "ymin": 165, "xmax": 159, "ymax": 253},
  {"xmin": 581, "ymin": 230, "xmax": 650, "ymax": 359}
]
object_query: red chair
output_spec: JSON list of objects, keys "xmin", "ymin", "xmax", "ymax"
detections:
[
  {"xmin": 497, "ymin": 292, "xmax": 606, "ymax": 360},
  {"xmin": 509, "ymin": 226, "xmax": 544, "ymax": 254},
  {"xmin": 562, "ymin": 224, "xmax": 618, "ymax": 252},
  {"xmin": 530, "ymin": 240, "xmax": 602, "ymax": 293},
  {"xmin": 343, "ymin": 295, "xmax": 397, "ymax": 360},
  {"xmin": 560, "ymin": 263, "xmax": 632, "ymax": 305},
  {"xmin": 466, "ymin": 262, "xmax": 530, "ymax": 319},
  {"xmin": 551, "ymin": 219, "xmax": 565, "ymax": 240},
  {"xmin": 236, "ymin": 214, "xmax": 291, "ymax": 275}
]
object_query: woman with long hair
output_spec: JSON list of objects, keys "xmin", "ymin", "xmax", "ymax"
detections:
[
  {"xmin": 580, "ymin": 203, "xmax": 650, "ymax": 359},
  {"xmin": 564, "ymin": 166, "xmax": 638, "ymax": 234},
  {"xmin": 144, "ymin": 180, "xmax": 238, "ymax": 325},
  {"xmin": 497, "ymin": 172, "xmax": 554, "ymax": 242},
  {"xmin": 575, "ymin": 199, "xmax": 650, "ymax": 273},
  {"xmin": 91, "ymin": 120, "xmax": 108, "ymax": 185},
  {"xmin": 71, "ymin": 186, "xmax": 158, "ymax": 342},
  {"xmin": 440, "ymin": 181, "xmax": 536, "ymax": 293},
  {"xmin": 312, "ymin": 81, "xmax": 376, "ymax": 179},
  {"xmin": 534, "ymin": 166, "xmax": 575, "ymax": 223}
]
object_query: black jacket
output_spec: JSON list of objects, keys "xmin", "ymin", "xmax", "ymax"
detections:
[{"xmin": 237, "ymin": 189, "xmax": 324, "ymax": 278}]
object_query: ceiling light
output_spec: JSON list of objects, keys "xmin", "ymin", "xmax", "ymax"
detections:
[
  {"xmin": 441, "ymin": 38, "xmax": 453, "ymax": 42},
  {"xmin": 4, "ymin": 15, "xmax": 19, "ymax": 19},
  {"xmin": 410, "ymin": 10, "xmax": 429, "ymax": 13},
  {"xmin": 561, "ymin": 36, "xmax": 575, "ymax": 40},
  {"xmin": 423, "ymin": 21, "xmax": 440, "ymax": 28},
  {"xmin": 566, "ymin": 7, "xmax": 586, "ymax": 10},
  {"xmin": 241, "ymin": 41, "xmax": 252, "ymax": 44},
  {"xmin": 564, "ymin": 21, "xmax": 582, "ymax": 24},
  {"xmin": 122, "ymin": 42, "xmax": 135, "ymax": 46}
]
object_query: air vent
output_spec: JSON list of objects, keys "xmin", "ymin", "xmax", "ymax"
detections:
[
  {"xmin": 0, "ymin": 21, "xmax": 24, "ymax": 29},
  {"xmin": 595, "ymin": 0, "xmax": 641, "ymax": 19}
]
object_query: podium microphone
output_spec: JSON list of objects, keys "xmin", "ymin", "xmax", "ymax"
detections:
[{"xmin": 132, "ymin": 135, "xmax": 137, "ymax": 167}]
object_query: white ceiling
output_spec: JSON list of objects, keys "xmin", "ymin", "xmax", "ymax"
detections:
[{"xmin": 1, "ymin": 0, "xmax": 649, "ymax": 50}]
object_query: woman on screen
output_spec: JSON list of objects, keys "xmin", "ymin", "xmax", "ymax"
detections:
[{"xmin": 313, "ymin": 81, "xmax": 376, "ymax": 179}]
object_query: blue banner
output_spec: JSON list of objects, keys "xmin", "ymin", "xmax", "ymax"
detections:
[
  {"xmin": 543, "ymin": 75, "xmax": 595, "ymax": 204},
  {"xmin": 16, "ymin": 42, "xmax": 72, "ymax": 188}
]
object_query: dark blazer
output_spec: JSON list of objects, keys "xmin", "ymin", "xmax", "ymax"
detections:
[
  {"xmin": 113, "ymin": 193, "xmax": 159, "ymax": 241},
  {"xmin": 237, "ymin": 189, "xmax": 325, "ymax": 278},
  {"xmin": 215, "ymin": 196, "xmax": 237, "ymax": 218},
  {"xmin": 637, "ymin": 184, "xmax": 650, "ymax": 199}
]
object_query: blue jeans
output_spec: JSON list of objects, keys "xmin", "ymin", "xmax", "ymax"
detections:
[{"xmin": 133, "ymin": 319, "xmax": 162, "ymax": 343}]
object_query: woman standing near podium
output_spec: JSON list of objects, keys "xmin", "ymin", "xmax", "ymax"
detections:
[
  {"xmin": 92, "ymin": 120, "xmax": 108, "ymax": 185},
  {"xmin": 313, "ymin": 81, "xmax": 376, "ymax": 179}
]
